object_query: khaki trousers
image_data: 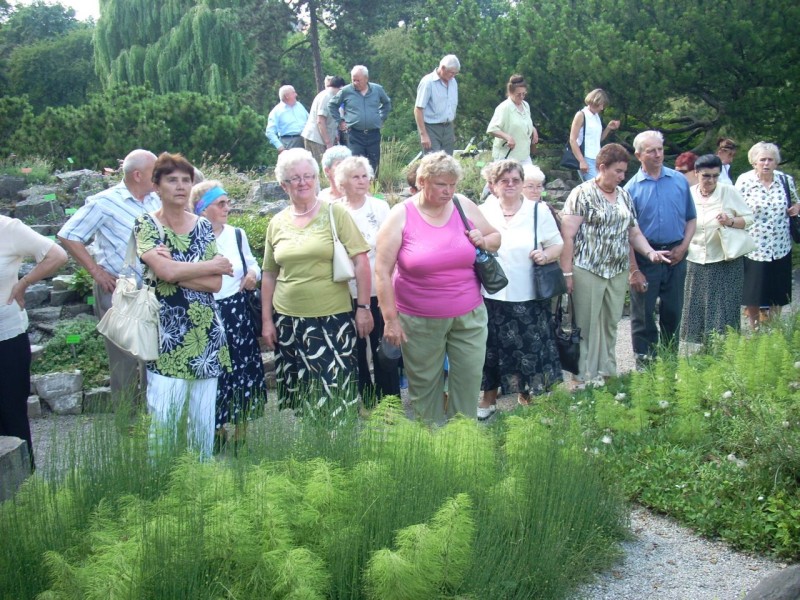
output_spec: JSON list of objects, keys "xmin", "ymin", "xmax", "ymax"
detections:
[
  {"xmin": 572, "ymin": 267, "xmax": 627, "ymax": 381},
  {"xmin": 399, "ymin": 304, "xmax": 487, "ymax": 425}
]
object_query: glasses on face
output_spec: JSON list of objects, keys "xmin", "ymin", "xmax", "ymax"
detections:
[
  {"xmin": 496, "ymin": 178, "xmax": 522, "ymax": 187},
  {"xmin": 513, "ymin": 91, "xmax": 527, "ymax": 98},
  {"xmin": 285, "ymin": 174, "xmax": 316, "ymax": 185},
  {"xmin": 699, "ymin": 173, "xmax": 720, "ymax": 179}
]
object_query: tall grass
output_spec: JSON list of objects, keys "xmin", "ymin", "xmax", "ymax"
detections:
[{"xmin": 0, "ymin": 397, "xmax": 626, "ymax": 599}]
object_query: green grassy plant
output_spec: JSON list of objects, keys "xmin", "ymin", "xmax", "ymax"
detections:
[
  {"xmin": 227, "ymin": 213, "xmax": 271, "ymax": 262},
  {"xmin": 67, "ymin": 267, "xmax": 94, "ymax": 300},
  {"xmin": 0, "ymin": 155, "xmax": 54, "ymax": 184},
  {"xmin": 31, "ymin": 315, "xmax": 109, "ymax": 388},
  {"xmin": 0, "ymin": 396, "xmax": 626, "ymax": 599},
  {"xmin": 376, "ymin": 138, "xmax": 415, "ymax": 197}
]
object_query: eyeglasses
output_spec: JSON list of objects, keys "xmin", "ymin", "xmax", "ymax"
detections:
[
  {"xmin": 523, "ymin": 183, "xmax": 544, "ymax": 190},
  {"xmin": 496, "ymin": 178, "xmax": 522, "ymax": 187},
  {"xmin": 285, "ymin": 174, "xmax": 316, "ymax": 185},
  {"xmin": 699, "ymin": 173, "xmax": 720, "ymax": 179}
]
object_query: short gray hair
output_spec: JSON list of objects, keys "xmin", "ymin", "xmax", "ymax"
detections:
[
  {"xmin": 321, "ymin": 145, "xmax": 352, "ymax": 170},
  {"xmin": 633, "ymin": 130, "xmax": 664, "ymax": 154},
  {"xmin": 122, "ymin": 149, "xmax": 156, "ymax": 176},
  {"xmin": 439, "ymin": 55, "xmax": 460, "ymax": 71},
  {"xmin": 351, "ymin": 65, "xmax": 369, "ymax": 78},
  {"xmin": 278, "ymin": 85, "xmax": 295, "ymax": 102},
  {"xmin": 275, "ymin": 148, "xmax": 318, "ymax": 183},
  {"xmin": 523, "ymin": 164, "xmax": 545, "ymax": 184},
  {"xmin": 417, "ymin": 151, "xmax": 463, "ymax": 184},
  {"xmin": 748, "ymin": 141, "xmax": 781, "ymax": 166},
  {"xmin": 334, "ymin": 156, "xmax": 373, "ymax": 189}
]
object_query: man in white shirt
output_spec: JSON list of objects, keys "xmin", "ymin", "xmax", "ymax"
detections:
[
  {"xmin": 58, "ymin": 149, "xmax": 160, "ymax": 398},
  {"xmin": 414, "ymin": 55, "xmax": 460, "ymax": 155},
  {"xmin": 302, "ymin": 75, "xmax": 345, "ymax": 164},
  {"xmin": 265, "ymin": 85, "xmax": 309, "ymax": 153}
]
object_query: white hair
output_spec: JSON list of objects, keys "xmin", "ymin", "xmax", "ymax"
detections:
[
  {"xmin": 321, "ymin": 145, "xmax": 352, "ymax": 170},
  {"xmin": 439, "ymin": 55, "xmax": 460, "ymax": 71},
  {"xmin": 351, "ymin": 65, "xmax": 369, "ymax": 78},
  {"xmin": 523, "ymin": 164, "xmax": 545, "ymax": 184},
  {"xmin": 633, "ymin": 130, "xmax": 664, "ymax": 154},
  {"xmin": 334, "ymin": 156, "xmax": 374, "ymax": 189},
  {"xmin": 275, "ymin": 148, "xmax": 318, "ymax": 183},
  {"xmin": 121, "ymin": 149, "xmax": 156, "ymax": 176},
  {"xmin": 278, "ymin": 85, "xmax": 295, "ymax": 102}
]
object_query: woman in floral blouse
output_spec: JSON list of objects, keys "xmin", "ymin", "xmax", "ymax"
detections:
[
  {"xmin": 735, "ymin": 142, "xmax": 800, "ymax": 328},
  {"xmin": 136, "ymin": 152, "xmax": 233, "ymax": 459}
]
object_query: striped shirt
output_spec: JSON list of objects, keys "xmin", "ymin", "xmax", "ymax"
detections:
[
  {"xmin": 563, "ymin": 181, "xmax": 637, "ymax": 279},
  {"xmin": 57, "ymin": 181, "xmax": 161, "ymax": 276}
]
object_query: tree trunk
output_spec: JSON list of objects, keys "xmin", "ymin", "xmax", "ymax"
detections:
[{"xmin": 307, "ymin": 0, "xmax": 323, "ymax": 91}]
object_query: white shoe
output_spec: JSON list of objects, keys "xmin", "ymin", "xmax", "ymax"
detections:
[{"xmin": 477, "ymin": 405, "xmax": 497, "ymax": 421}]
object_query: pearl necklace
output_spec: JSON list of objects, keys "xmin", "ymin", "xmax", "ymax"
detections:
[{"xmin": 291, "ymin": 198, "xmax": 319, "ymax": 217}]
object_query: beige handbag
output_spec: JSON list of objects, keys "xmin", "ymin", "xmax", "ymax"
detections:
[
  {"xmin": 717, "ymin": 225, "xmax": 756, "ymax": 261},
  {"xmin": 329, "ymin": 203, "xmax": 355, "ymax": 282},
  {"xmin": 96, "ymin": 217, "xmax": 163, "ymax": 360}
]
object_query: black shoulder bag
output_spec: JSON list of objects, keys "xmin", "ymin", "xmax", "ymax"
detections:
[
  {"xmin": 554, "ymin": 293, "xmax": 581, "ymax": 375},
  {"xmin": 531, "ymin": 203, "xmax": 567, "ymax": 300},
  {"xmin": 452, "ymin": 196, "xmax": 508, "ymax": 295},
  {"xmin": 779, "ymin": 174, "xmax": 800, "ymax": 244},
  {"xmin": 559, "ymin": 111, "xmax": 585, "ymax": 170},
  {"xmin": 234, "ymin": 228, "xmax": 263, "ymax": 337}
]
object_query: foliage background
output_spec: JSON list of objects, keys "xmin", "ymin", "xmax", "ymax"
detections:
[{"xmin": 1, "ymin": 0, "xmax": 798, "ymax": 170}]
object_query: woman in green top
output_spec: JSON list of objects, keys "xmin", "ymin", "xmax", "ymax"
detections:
[
  {"xmin": 136, "ymin": 152, "xmax": 234, "ymax": 459},
  {"xmin": 486, "ymin": 74, "xmax": 538, "ymax": 165},
  {"xmin": 261, "ymin": 148, "xmax": 373, "ymax": 420}
]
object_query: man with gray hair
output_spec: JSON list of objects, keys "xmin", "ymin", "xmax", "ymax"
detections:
[
  {"xmin": 328, "ymin": 65, "xmax": 392, "ymax": 173},
  {"xmin": 624, "ymin": 130, "xmax": 696, "ymax": 365},
  {"xmin": 265, "ymin": 85, "xmax": 309, "ymax": 153},
  {"xmin": 302, "ymin": 75, "xmax": 346, "ymax": 164},
  {"xmin": 414, "ymin": 55, "xmax": 460, "ymax": 155},
  {"xmin": 58, "ymin": 149, "xmax": 160, "ymax": 398}
]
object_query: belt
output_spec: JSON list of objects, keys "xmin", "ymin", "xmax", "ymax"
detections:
[
  {"xmin": 280, "ymin": 134, "xmax": 301, "ymax": 139},
  {"xmin": 350, "ymin": 128, "xmax": 378, "ymax": 134},
  {"xmin": 648, "ymin": 241, "xmax": 682, "ymax": 251},
  {"xmin": 426, "ymin": 121, "xmax": 453, "ymax": 126}
]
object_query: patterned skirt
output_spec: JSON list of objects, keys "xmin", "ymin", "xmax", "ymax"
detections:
[
  {"xmin": 481, "ymin": 298, "xmax": 563, "ymax": 395},
  {"xmin": 215, "ymin": 291, "xmax": 267, "ymax": 428},
  {"xmin": 681, "ymin": 259, "xmax": 743, "ymax": 344},
  {"xmin": 273, "ymin": 311, "xmax": 358, "ymax": 419}
]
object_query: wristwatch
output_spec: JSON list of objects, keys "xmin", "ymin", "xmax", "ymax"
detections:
[{"xmin": 356, "ymin": 304, "xmax": 370, "ymax": 310}]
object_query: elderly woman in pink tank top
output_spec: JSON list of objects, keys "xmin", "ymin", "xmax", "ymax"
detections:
[{"xmin": 375, "ymin": 152, "xmax": 501, "ymax": 424}]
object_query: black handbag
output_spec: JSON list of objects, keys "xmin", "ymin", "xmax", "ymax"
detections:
[
  {"xmin": 554, "ymin": 294, "xmax": 581, "ymax": 375},
  {"xmin": 531, "ymin": 202, "xmax": 567, "ymax": 300},
  {"xmin": 235, "ymin": 228, "xmax": 263, "ymax": 337},
  {"xmin": 453, "ymin": 196, "xmax": 509, "ymax": 294},
  {"xmin": 559, "ymin": 111, "xmax": 585, "ymax": 170},
  {"xmin": 779, "ymin": 174, "xmax": 800, "ymax": 244}
]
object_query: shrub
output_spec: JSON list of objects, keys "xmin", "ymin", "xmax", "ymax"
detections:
[
  {"xmin": 227, "ymin": 213, "xmax": 270, "ymax": 262},
  {"xmin": 31, "ymin": 315, "xmax": 109, "ymax": 388}
]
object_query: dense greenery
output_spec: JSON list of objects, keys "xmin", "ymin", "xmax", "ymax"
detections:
[
  {"xmin": 0, "ymin": 399, "xmax": 626, "ymax": 599},
  {"xmin": 31, "ymin": 316, "xmax": 109, "ymax": 389}
]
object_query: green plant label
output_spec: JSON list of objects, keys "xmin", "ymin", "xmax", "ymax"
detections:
[
  {"xmin": 87, "ymin": 295, "xmax": 94, "ymax": 305},
  {"xmin": 476, "ymin": 161, "xmax": 486, "ymax": 167},
  {"xmin": 43, "ymin": 193, "xmax": 57, "ymax": 201},
  {"xmin": 67, "ymin": 157, "xmax": 74, "ymax": 164},
  {"xmin": 65, "ymin": 334, "xmax": 81, "ymax": 344},
  {"xmin": 47, "ymin": 235, "xmax": 57, "ymax": 241},
  {"xmin": 65, "ymin": 208, "xmax": 78, "ymax": 215}
]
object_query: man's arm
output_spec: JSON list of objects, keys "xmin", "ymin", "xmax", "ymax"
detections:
[
  {"xmin": 58, "ymin": 236, "xmax": 117, "ymax": 293},
  {"xmin": 379, "ymin": 86, "xmax": 392, "ymax": 122},
  {"xmin": 328, "ymin": 90, "xmax": 344, "ymax": 129},
  {"xmin": 414, "ymin": 107, "xmax": 431, "ymax": 151},
  {"xmin": 265, "ymin": 107, "xmax": 283, "ymax": 151}
]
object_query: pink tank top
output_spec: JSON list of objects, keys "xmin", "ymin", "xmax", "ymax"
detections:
[{"xmin": 394, "ymin": 199, "xmax": 482, "ymax": 318}]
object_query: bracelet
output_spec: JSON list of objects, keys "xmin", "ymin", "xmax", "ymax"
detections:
[
  {"xmin": 630, "ymin": 269, "xmax": 641, "ymax": 277},
  {"xmin": 356, "ymin": 304, "xmax": 370, "ymax": 311},
  {"xmin": 563, "ymin": 272, "xmax": 573, "ymax": 277}
]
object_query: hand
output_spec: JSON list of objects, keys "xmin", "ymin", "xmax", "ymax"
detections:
[
  {"xmin": 8, "ymin": 278, "xmax": 28, "ymax": 309},
  {"xmin": 505, "ymin": 137, "xmax": 516, "ymax": 150},
  {"xmin": 382, "ymin": 317, "xmax": 407, "ymax": 346},
  {"xmin": 565, "ymin": 276, "xmax": 574, "ymax": 294},
  {"xmin": 662, "ymin": 247, "xmax": 682, "ymax": 264},
  {"xmin": 154, "ymin": 244, "xmax": 172, "ymax": 259},
  {"xmin": 209, "ymin": 255, "xmax": 234, "ymax": 276},
  {"xmin": 91, "ymin": 266, "xmax": 117, "ymax": 294},
  {"xmin": 532, "ymin": 128, "xmax": 539, "ymax": 145},
  {"xmin": 355, "ymin": 307, "xmax": 374, "ymax": 339},
  {"xmin": 466, "ymin": 228, "xmax": 485, "ymax": 249},
  {"xmin": 579, "ymin": 160, "xmax": 589, "ymax": 174},
  {"xmin": 420, "ymin": 132, "xmax": 431, "ymax": 151},
  {"xmin": 608, "ymin": 120, "xmax": 621, "ymax": 131},
  {"xmin": 788, "ymin": 203, "xmax": 800, "ymax": 218},
  {"xmin": 240, "ymin": 270, "xmax": 258, "ymax": 291},
  {"xmin": 261, "ymin": 320, "xmax": 277, "ymax": 350},
  {"xmin": 629, "ymin": 269, "xmax": 648, "ymax": 293},
  {"xmin": 529, "ymin": 248, "xmax": 549, "ymax": 265}
]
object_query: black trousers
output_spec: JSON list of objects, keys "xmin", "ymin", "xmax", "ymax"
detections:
[
  {"xmin": 0, "ymin": 332, "xmax": 34, "ymax": 469},
  {"xmin": 347, "ymin": 129, "xmax": 382, "ymax": 175},
  {"xmin": 354, "ymin": 296, "xmax": 400, "ymax": 406}
]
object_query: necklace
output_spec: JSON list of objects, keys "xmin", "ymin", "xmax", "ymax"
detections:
[
  {"xmin": 501, "ymin": 199, "xmax": 523, "ymax": 218},
  {"xmin": 594, "ymin": 179, "xmax": 616, "ymax": 194},
  {"xmin": 291, "ymin": 198, "xmax": 319, "ymax": 217},
  {"xmin": 698, "ymin": 187, "xmax": 714, "ymax": 198}
]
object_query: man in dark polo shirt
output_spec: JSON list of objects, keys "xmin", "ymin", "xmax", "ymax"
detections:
[{"xmin": 328, "ymin": 65, "xmax": 392, "ymax": 174}]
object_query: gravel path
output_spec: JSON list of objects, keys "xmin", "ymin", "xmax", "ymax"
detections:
[{"xmin": 26, "ymin": 314, "xmax": 793, "ymax": 598}]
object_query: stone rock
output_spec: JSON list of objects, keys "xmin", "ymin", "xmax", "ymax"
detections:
[
  {"xmin": 0, "ymin": 437, "xmax": 31, "ymax": 502},
  {"xmin": 247, "ymin": 181, "xmax": 288, "ymax": 206},
  {"xmin": 30, "ymin": 344, "xmax": 44, "ymax": 361},
  {"xmin": 15, "ymin": 184, "xmax": 64, "ymax": 220},
  {"xmin": 84, "ymin": 387, "xmax": 113, "ymax": 413},
  {"xmin": 45, "ymin": 392, "xmax": 82, "ymax": 415},
  {"xmin": 27, "ymin": 396, "xmax": 42, "ymax": 419},
  {"xmin": 50, "ymin": 289, "xmax": 79, "ymax": 306},
  {"xmin": 546, "ymin": 178, "xmax": 572, "ymax": 191},
  {"xmin": 23, "ymin": 283, "xmax": 50, "ymax": 309},
  {"xmin": 51, "ymin": 274, "xmax": 74, "ymax": 291},
  {"xmin": 0, "ymin": 206, "xmax": 12, "ymax": 217},
  {"xmin": 262, "ymin": 351, "xmax": 277, "ymax": 389},
  {"xmin": 744, "ymin": 565, "xmax": 800, "ymax": 600},
  {"xmin": 26, "ymin": 306, "xmax": 62, "ymax": 327},
  {"xmin": 32, "ymin": 371, "xmax": 83, "ymax": 400},
  {"xmin": 61, "ymin": 304, "xmax": 94, "ymax": 318},
  {"xmin": 0, "ymin": 175, "xmax": 27, "ymax": 201},
  {"xmin": 55, "ymin": 169, "xmax": 99, "ymax": 192}
]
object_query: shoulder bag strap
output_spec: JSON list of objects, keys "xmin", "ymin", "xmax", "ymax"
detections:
[
  {"xmin": 234, "ymin": 227, "xmax": 247, "ymax": 275},
  {"xmin": 452, "ymin": 195, "xmax": 471, "ymax": 230},
  {"xmin": 780, "ymin": 174, "xmax": 792, "ymax": 208},
  {"xmin": 328, "ymin": 202, "xmax": 340, "ymax": 243},
  {"xmin": 533, "ymin": 201, "xmax": 539, "ymax": 249}
]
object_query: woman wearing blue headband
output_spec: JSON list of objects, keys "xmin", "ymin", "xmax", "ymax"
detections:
[{"xmin": 190, "ymin": 180, "xmax": 266, "ymax": 454}]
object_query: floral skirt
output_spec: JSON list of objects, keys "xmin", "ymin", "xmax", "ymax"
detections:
[
  {"xmin": 273, "ymin": 311, "xmax": 358, "ymax": 419},
  {"xmin": 481, "ymin": 298, "xmax": 563, "ymax": 395},
  {"xmin": 681, "ymin": 259, "xmax": 743, "ymax": 344},
  {"xmin": 215, "ymin": 291, "xmax": 267, "ymax": 429}
]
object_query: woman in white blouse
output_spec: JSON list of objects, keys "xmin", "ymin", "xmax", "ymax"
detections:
[
  {"xmin": 191, "ymin": 180, "xmax": 266, "ymax": 451},
  {"xmin": 335, "ymin": 156, "xmax": 398, "ymax": 404},
  {"xmin": 476, "ymin": 160, "xmax": 563, "ymax": 420},
  {"xmin": 735, "ymin": 142, "xmax": 800, "ymax": 328},
  {"xmin": 0, "ymin": 218, "xmax": 67, "ymax": 468},
  {"xmin": 681, "ymin": 154, "xmax": 753, "ymax": 343},
  {"xmin": 568, "ymin": 89, "xmax": 620, "ymax": 181}
]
